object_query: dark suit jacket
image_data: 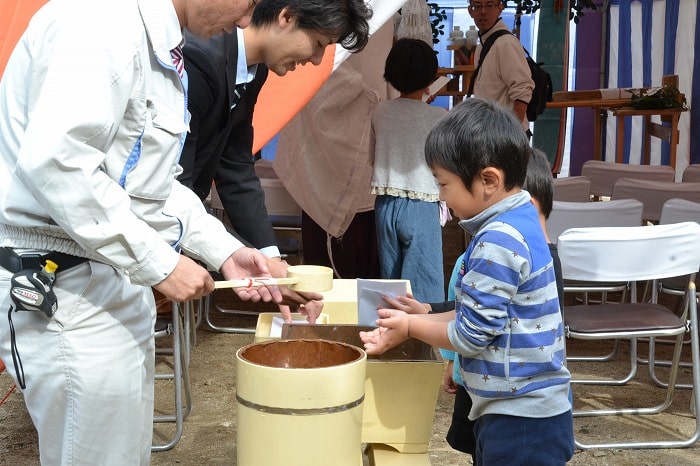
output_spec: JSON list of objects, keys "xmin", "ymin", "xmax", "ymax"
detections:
[{"xmin": 179, "ymin": 31, "xmax": 275, "ymax": 250}]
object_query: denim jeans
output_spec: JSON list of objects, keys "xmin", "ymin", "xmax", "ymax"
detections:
[{"xmin": 375, "ymin": 195, "xmax": 445, "ymax": 302}]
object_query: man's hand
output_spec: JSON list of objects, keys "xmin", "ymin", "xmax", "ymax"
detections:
[
  {"xmin": 154, "ymin": 254, "xmax": 214, "ymax": 301},
  {"xmin": 220, "ymin": 247, "xmax": 281, "ymax": 303},
  {"xmin": 266, "ymin": 256, "xmax": 289, "ymax": 278},
  {"xmin": 265, "ymin": 256, "xmax": 297, "ymax": 321},
  {"xmin": 454, "ymin": 47, "xmax": 471, "ymax": 66},
  {"xmin": 514, "ymin": 99, "xmax": 529, "ymax": 126},
  {"xmin": 276, "ymin": 289, "xmax": 324, "ymax": 321},
  {"xmin": 297, "ymin": 299, "xmax": 324, "ymax": 323}
]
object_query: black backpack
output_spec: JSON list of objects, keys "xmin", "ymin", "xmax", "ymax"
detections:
[{"xmin": 467, "ymin": 30, "xmax": 553, "ymax": 122}]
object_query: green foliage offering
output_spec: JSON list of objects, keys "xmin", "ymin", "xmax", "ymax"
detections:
[{"xmin": 630, "ymin": 85, "xmax": 688, "ymax": 111}]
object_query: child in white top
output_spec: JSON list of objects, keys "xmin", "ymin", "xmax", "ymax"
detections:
[{"xmin": 370, "ymin": 38, "xmax": 447, "ymax": 302}]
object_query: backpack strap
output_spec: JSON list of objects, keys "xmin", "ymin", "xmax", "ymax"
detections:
[{"xmin": 467, "ymin": 29, "xmax": 512, "ymax": 97}]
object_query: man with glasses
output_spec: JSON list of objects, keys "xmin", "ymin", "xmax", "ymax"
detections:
[{"xmin": 467, "ymin": 0, "xmax": 534, "ymax": 131}]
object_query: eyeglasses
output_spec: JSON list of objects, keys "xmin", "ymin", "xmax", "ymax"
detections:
[{"xmin": 468, "ymin": 2, "xmax": 500, "ymax": 13}]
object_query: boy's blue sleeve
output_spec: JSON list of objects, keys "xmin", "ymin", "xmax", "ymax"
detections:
[
  {"xmin": 448, "ymin": 226, "xmax": 530, "ymax": 357},
  {"xmin": 447, "ymin": 252, "xmax": 466, "ymax": 301},
  {"xmin": 439, "ymin": 252, "xmax": 465, "ymax": 384}
]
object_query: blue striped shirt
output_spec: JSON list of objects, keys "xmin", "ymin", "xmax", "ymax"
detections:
[{"xmin": 447, "ymin": 191, "xmax": 571, "ymax": 420}]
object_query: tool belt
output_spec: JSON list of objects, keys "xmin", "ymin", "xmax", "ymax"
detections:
[{"xmin": 0, "ymin": 247, "xmax": 88, "ymax": 274}]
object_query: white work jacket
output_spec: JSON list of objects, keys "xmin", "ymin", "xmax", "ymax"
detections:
[{"xmin": 0, "ymin": 0, "xmax": 242, "ymax": 286}]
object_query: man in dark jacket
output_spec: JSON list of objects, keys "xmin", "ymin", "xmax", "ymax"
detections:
[{"xmin": 178, "ymin": 0, "xmax": 371, "ymax": 320}]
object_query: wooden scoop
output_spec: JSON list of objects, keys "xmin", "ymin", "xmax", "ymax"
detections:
[{"xmin": 214, "ymin": 265, "xmax": 333, "ymax": 292}]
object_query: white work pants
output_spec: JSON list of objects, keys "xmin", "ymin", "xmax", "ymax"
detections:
[{"xmin": 0, "ymin": 260, "xmax": 155, "ymax": 465}]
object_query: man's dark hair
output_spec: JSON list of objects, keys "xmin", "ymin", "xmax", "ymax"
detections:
[
  {"xmin": 383, "ymin": 38, "xmax": 438, "ymax": 94},
  {"xmin": 252, "ymin": 0, "xmax": 372, "ymax": 53},
  {"xmin": 523, "ymin": 148, "xmax": 554, "ymax": 219},
  {"xmin": 424, "ymin": 98, "xmax": 529, "ymax": 191}
]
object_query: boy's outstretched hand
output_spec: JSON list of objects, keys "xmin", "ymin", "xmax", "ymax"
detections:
[
  {"xmin": 381, "ymin": 292, "xmax": 430, "ymax": 315},
  {"xmin": 359, "ymin": 308, "xmax": 412, "ymax": 355}
]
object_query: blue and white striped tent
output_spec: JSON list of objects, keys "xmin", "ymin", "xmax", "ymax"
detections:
[{"xmin": 604, "ymin": 0, "xmax": 698, "ymax": 175}]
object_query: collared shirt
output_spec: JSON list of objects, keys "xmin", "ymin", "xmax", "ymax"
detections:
[
  {"xmin": 231, "ymin": 29, "xmax": 277, "ymax": 258},
  {"xmin": 235, "ymin": 28, "xmax": 258, "ymax": 87}
]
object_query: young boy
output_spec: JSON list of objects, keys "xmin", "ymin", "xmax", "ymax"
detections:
[
  {"xmin": 360, "ymin": 98, "xmax": 573, "ymax": 465},
  {"xmin": 381, "ymin": 147, "xmax": 565, "ymax": 458}
]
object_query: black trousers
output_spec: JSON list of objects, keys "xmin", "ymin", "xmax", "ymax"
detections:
[
  {"xmin": 446, "ymin": 384, "xmax": 477, "ymax": 457},
  {"xmin": 301, "ymin": 210, "xmax": 380, "ymax": 279}
]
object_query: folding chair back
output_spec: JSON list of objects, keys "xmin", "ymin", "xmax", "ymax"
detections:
[
  {"xmin": 658, "ymin": 199, "xmax": 700, "ymax": 297},
  {"xmin": 559, "ymin": 222, "xmax": 700, "ymax": 284},
  {"xmin": 581, "ymin": 160, "xmax": 675, "ymax": 199},
  {"xmin": 611, "ymin": 178, "xmax": 700, "ymax": 223},
  {"xmin": 682, "ymin": 164, "xmax": 700, "ymax": 182},
  {"xmin": 547, "ymin": 198, "xmax": 643, "ymax": 242},
  {"xmin": 659, "ymin": 198, "xmax": 700, "ymax": 225},
  {"xmin": 549, "ymin": 199, "xmax": 643, "ymax": 311},
  {"xmin": 553, "ymin": 176, "xmax": 591, "ymax": 202}
]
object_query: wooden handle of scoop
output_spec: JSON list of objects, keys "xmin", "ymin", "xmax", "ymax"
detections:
[{"xmin": 214, "ymin": 277, "xmax": 300, "ymax": 289}]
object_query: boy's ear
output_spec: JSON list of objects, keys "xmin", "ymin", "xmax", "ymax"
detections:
[{"xmin": 479, "ymin": 167, "xmax": 503, "ymax": 194}]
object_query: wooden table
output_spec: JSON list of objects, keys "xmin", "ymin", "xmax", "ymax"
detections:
[
  {"xmin": 546, "ymin": 76, "xmax": 686, "ymax": 168},
  {"xmin": 548, "ymin": 102, "xmax": 685, "ymax": 168},
  {"xmin": 610, "ymin": 107, "xmax": 686, "ymax": 168},
  {"xmin": 547, "ymin": 92, "xmax": 630, "ymax": 163}
]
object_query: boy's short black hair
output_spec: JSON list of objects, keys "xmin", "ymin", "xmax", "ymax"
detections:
[
  {"xmin": 524, "ymin": 148, "xmax": 554, "ymax": 219},
  {"xmin": 424, "ymin": 98, "xmax": 529, "ymax": 191},
  {"xmin": 383, "ymin": 38, "xmax": 438, "ymax": 94}
]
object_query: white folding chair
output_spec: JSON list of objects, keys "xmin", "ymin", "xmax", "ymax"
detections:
[
  {"xmin": 548, "ymin": 199, "xmax": 643, "ymax": 363},
  {"xmin": 547, "ymin": 198, "xmax": 643, "ymax": 242},
  {"xmin": 658, "ymin": 198, "xmax": 700, "ymax": 301},
  {"xmin": 640, "ymin": 199, "xmax": 700, "ymax": 386},
  {"xmin": 558, "ymin": 222, "xmax": 700, "ymax": 449}
]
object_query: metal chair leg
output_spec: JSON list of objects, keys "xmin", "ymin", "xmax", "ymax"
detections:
[
  {"xmin": 573, "ymin": 286, "xmax": 700, "ymax": 450},
  {"xmin": 152, "ymin": 302, "xmax": 192, "ymax": 452},
  {"xmin": 203, "ymin": 291, "xmax": 257, "ymax": 334}
]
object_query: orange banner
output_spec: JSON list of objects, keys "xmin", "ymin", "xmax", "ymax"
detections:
[{"xmin": 0, "ymin": 0, "xmax": 47, "ymax": 76}]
